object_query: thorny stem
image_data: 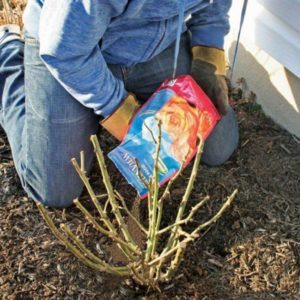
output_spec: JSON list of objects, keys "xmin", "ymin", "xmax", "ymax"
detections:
[
  {"xmin": 164, "ymin": 243, "xmax": 185, "ymax": 280},
  {"xmin": 145, "ymin": 121, "xmax": 162, "ymax": 264},
  {"xmin": 151, "ymin": 121, "xmax": 162, "ymax": 254},
  {"xmin": 159, "ymin": 161, "xmax": 185, "ymax": 204},
  {"xmin": 72, "ymin": 157, "xmax": 136, "ymax": 262},
  {"xmin": 152, "ymin": 159, "xmax": 188, "ymax": 271},
  {"xmin": 60, "ymin": 223, "xmax": 129, "ymax": 276},
  {"xmin": 38, "ymin": 126, "xmax": 237, "ymax": 288},
  {"xmin": 153, "ymin": 155, "xmax": 187, "ymax": 277},
  {"xmin": 80, "ymin": 150, "xmax": 85, "ymax": 173},
  {"xmin": 37, "ymin": 202, "xmax": 123, "ymax": 275},
  {"xmin": 115, "ymin": 190, "xmax": 148, "ymax": 235},
  {"xmin": 163, "ymin": 137, "xmax": 205, "ymax": 254},
  {"xmin": 135, "ymin": 159, "xmax": 150, "ymax": 189},
  {"xmin": 149, "ymin": 121, "xmax": 163, "ymax": 279},
  {"xmin": 71, "ymin": 158, "xmax": 116, "ymax": 235},
  {"xmin": 90, "ymin": 135, "xmax": 136, "ymax": 247},
  {"xmin": 148, "ymin": 189, "xmax": 238, "ymax": 267},
  {"xmin": 73, "ymin": 199, "xmax": 139, "ymax": 257},
  {"xmin": 158, "ymin": 196, "xmax": 210, "ymax": 235}
]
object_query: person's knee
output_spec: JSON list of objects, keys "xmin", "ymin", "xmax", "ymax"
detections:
[
  {"xmin": 202, "ymin": 140, "xmax": 238, "ymax": 166},
  {"xmin": 23, "ymin": 173, "xmax": 84, "ymax": 208},
  {"xmin": 201, "ymin": 107, "xmax": 239, "ymax": 167}
]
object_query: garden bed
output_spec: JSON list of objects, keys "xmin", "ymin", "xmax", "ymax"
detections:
[{"xmin": 1, "ymin": 84, "xmax": 300, "ymax": 299}]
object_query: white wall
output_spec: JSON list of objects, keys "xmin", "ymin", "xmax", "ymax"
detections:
[{"xmin": 226, "ymin": 0, "xmax": 300, "ymax": 138}]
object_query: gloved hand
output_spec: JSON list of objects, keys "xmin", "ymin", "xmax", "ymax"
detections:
[
  {"xmin": 191, "ymin": 46, "xmax": 229, "ymax": 116},
  {"xmin": 101, "ymin": 93, "xmax": 140, "ymax": 141}
]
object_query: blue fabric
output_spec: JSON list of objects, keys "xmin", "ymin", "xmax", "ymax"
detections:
[
  {"xmin": 23, "ymin": 0, "xmax": 232, "ymax": 117},
  {"xmin": 0, "ymin": 34, "xmax": 238, "ymax": 208}
]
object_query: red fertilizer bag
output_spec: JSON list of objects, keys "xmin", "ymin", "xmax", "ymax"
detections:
[{"xmin": 108, "ymin": 75, "xmax": 220, "ymax": 197}]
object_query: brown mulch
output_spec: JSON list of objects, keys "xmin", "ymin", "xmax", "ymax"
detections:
[
  {"xmin": 1, "ymin": 80, "xmax": 300, "ymax": 299},
  {"xmin": 0, "ymin": 0, "xmax": 25, "ymax": 27}
]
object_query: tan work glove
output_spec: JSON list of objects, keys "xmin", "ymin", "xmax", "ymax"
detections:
[
  {"xmin": 191, "ymin": 46, "xmax": 229, "ymax": 116},
  {"xmin": 101, "ymin": 93, "xmax": 140, "ymax": 141}
]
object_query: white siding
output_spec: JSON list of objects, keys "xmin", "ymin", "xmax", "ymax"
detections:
[
  {"xmin": 228, "ymin": 0, "xmax": 300, "ymax": 78},
  {"xmin": 226, "ymin": 0, "xmax": 300, "ymax": 138},
  {"xmin": 257, "ymin": 0, "xmax": 300, "ymax": 32}
]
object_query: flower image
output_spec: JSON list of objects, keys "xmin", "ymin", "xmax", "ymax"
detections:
[
  {"xmin": 156, "ymin": 95, "xmax": 212, "ymax": 162},
  {"xmin": 198, "ymin": 110, "xmax": 213, "ymax": 138}
]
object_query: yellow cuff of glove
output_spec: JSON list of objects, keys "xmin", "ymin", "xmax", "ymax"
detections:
[
  {"xmin": 192, "ymin": 46, "xmax": 226, "ymax": 76},
  {"xmin": 101, "ymin": 93, "xmax": 140, "ymax": 141}
]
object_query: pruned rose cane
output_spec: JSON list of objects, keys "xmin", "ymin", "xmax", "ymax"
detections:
[{"xmin": 37, "ymin": 132, "xmax": 237, "ymax": 289}]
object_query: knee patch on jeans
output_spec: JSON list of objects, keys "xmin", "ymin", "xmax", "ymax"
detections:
[
  {"xmin": 24, "ymin": 175, "xmax": 83, "ymax": 208},
  {"xmin": 201, "ymin": 107, "xmax": 239, "ymax": 166}
]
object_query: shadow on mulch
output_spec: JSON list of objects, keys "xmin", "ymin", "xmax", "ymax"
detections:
[{"xmin": 1, "ymin": 84, "xmax": 300, "ymax": 300}]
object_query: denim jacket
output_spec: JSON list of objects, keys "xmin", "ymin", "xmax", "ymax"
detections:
[{"xmin": 23, "ymin": 0, "xmax": 232, "ymax": 117}]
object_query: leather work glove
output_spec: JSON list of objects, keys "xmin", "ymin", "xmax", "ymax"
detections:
[
  {"xmin": 101, "ymin": 93, "xmax": 140, "ymax": 141},
  {"xmin": 191, "ymin": 46, "xmax": 229, "ymax": 116}
]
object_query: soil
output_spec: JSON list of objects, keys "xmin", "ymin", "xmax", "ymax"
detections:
[
  {"xmin": 1, "ymin": 79, "xmax": 300, "ymax": 299},
  {"xmin": 1, "ymin": 3, "xmax": 300, "ymax": 299}
]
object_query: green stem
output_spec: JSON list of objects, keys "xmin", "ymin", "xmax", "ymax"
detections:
[
  {"xmin": 80, "ymin": 150, "xmax": 85, "ymax": 172},
  {"xmin": 115, "ymin": 190, "xmax": 148, "ymax": 235},
  {"xmin": 158, "ymin": 196, "xmax": 210, "ymax": 235},
  {"xmin": 90, "ymin": 135, "xmax": 136, "ymax": 247},
  {"xmin": 145, "ymin": 121, "xmax": 161, "ymax": 262},
  {"xmin": 159, "ymin": 159, "xmax": 186, "ymax": 204},
  {"xmin": 71, "ymin": 158, "xmax": 116, "ymax": 234},
  {"xmin": 164, "ymin": 244, "xmax": 186, "ymax": 281},
  {"xmin": 72, "ymin": 157, "xmax": 137, "ymax": 259},
  {"xmin": 37, "ymin": 203, "xmax": 116, "ymax": 274},
  {"xmin": 74, "ymin": 199, "xmax": 139, "ymax": 257},
  {"xmin": 150, "ymin": 121, "xmax": 161, "ymax": 255},
  {"xmin": 135, "ymin": 159, "xmax": 150, "ymax": 189},
  {"xmin": 163, "ymin": 138, "xmax": 205, "ymax": 254},
  {"xmin": 60, "ymin": 223, "xmax": 129, "ymax": 276},
  {"xmin": 148, "ymin": 189, "xmax": 238, "ymax": 267}
]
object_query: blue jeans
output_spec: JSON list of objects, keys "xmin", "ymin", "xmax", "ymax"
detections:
[{"xmin": 0, "ymin": 33, "xmax": 239, "ymax": 208}]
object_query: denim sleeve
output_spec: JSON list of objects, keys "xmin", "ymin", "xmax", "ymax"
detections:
[
  {"xmin": 187, "ymin": 0, "xmax": 232, "ymax": 49},
  {"xmin": 39, "ymin": 0, "xmax": 127, "ymax": 117}
]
